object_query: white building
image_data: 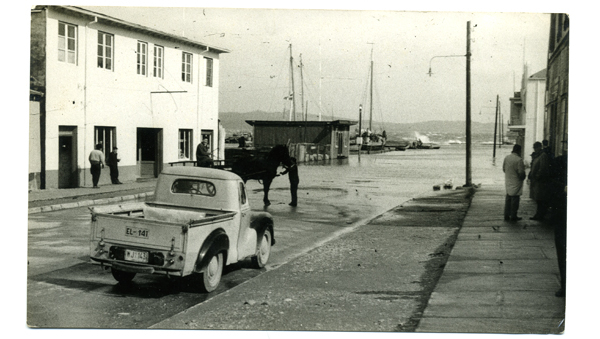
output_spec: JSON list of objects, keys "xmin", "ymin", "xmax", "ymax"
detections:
[
  {"xmin": 508, "ymin": 66, "xmax": 547, "ymax": 167},
  {"xmin": 30, "ymin": 6, "xmax": 229, "ymax": 189},
  {"xmin": 522, "ymin": 68, "xmax": 547, "ymax": 166}
]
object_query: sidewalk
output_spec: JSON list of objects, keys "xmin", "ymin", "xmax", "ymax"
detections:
[
  {"xmin": 148, "ymin": 184, "xmax": 564, "ymax": 333},
  {"xmin": 416, "ymin": 184, "xmax": 565, "ymax": 334},
  {"xmin": 28, "ymin": 179, "xmax": 157, "ymax": 214}
]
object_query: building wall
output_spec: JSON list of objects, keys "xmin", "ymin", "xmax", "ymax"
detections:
[
  {"xmin": 523, "ymin": 77, "xmax": 546, "ymax": 166},
  {"xmin": 35, "ymin": 7, "xmax": 222, "ymax": 188},
  {"xmin": 254, "ymin": 125, "xmax": 331, "ymax": 147},
  {"xmin": 546, "ymin": 14, "xmax": 569, "ymax": 157},
  {"xmin": 30, "ymin": 9, "xmax": 47, "ymax": 91},
  {"xmin": 29, "ymin": 100, "xmax": 42, "ymax": 190}
]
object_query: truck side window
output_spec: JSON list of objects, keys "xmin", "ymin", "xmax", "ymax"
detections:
[
  {"xmin": 172, "ymin": 179, "xmax": 216, "ymax": 197},
  {"xmin": 239, "ymin": 182, "xmax": 247, "ymax": 205}
]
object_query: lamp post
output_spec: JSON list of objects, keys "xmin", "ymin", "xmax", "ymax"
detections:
[{"xmin": 427, "ymin": 21, "xmax": 472, "ymax": 187}]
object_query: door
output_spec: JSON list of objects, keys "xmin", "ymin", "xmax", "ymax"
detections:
[
  {"xmin": 137, "ymin": 128, "xmax": 163, "ymax": 178},
  {"xmin": 58, "ymin": 126, "xmax": 78, "ymax": 188},
  {"xmin": 337, "ymin": 132, "xmax": 344, "ymax": 157},
  {"xmin": 236, "ymin": 181, "xmax": 254, "ymax": 260}
]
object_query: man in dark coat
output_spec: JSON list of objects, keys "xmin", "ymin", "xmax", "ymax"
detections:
[
  {"xmin": 196, "ymin": 138, "xmax": 212, "ymax": 168},
  {"xmin": 281, "ymin": 157, "xmax": 299, "ymax": 207},
  {"xmin": 529, "ymin": 142, "xmax": 551, "ymax": 220},
  {"xmin": 107, "ymin": 147, "xmax": 122, "ymax": 184}
]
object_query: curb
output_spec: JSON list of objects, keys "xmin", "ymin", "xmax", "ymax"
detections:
[{"xmin": 28, "ymin": 191, "xmax": 154, "ymax": 214}]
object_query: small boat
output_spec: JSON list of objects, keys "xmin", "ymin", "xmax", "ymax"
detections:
[{"xmin": 385, "ymin": 140, "xmax": 409, "ymax": 151}]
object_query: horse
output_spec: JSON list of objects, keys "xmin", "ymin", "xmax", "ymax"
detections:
[{"xmin": 230, "ymin": 144, "xmax": 292, "ymax": 206}]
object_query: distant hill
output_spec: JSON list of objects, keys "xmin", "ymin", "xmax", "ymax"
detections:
[{"xmin": 219, "ymin": 111, "xmax": 499, "ymax": 137}]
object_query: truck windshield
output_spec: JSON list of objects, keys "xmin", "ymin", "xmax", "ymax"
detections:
[{"xmin": 171, "ymin": 179, "xmax": 217, "ymax": 197}]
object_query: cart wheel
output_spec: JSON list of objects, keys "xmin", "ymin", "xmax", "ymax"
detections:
[
  {"xmin": 252, "ymin": 229, "xmax": 272, "ymax": 268},
  {"xmin": 200, "ymin": 252, "xmax": 223, "ymax": 292},
  {"xmin": 111, "ymin": 268, "xmax": 136, "ymax": 283}
]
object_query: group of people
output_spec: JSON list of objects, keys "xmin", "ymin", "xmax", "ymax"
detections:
[
  {"xmin": 88, "ymin": 144, "xmax": 122, "ymax": 188},
  {"xmin": 502, "ymin": 140, "xmax": 562, "ymax": 222},
  {"xmin": 503, "ymin": 140, "xmax": 567, "ymax": 297}
]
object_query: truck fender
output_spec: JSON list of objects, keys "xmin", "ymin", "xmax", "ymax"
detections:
[
  {"xmin": 250, "ymin": 214, "xmax": 275, "ymax": 247},
  {"xmin": 194, "ymin": 229, "xmax": 229, "ymax": 273}
]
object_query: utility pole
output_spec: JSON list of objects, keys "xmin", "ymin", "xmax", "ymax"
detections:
[
  {"xmin": 427, "ymin": 22, "xmax": 472, "ymax": 187},
  {"xmin": 289, "ymin": 44, "xmax": 296, "ymax": 121},
  {"xmin": 493, "ymin": 94, "xmax": 499, "ymax": 158},
  {"xmin": 465, "ymin": 21, "xmax": 472, "ymax": 187}
]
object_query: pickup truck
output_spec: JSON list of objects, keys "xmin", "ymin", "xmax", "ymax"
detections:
[{"xmin": 89, "ymin": 167, "xmax": 275, "ymax": 292}]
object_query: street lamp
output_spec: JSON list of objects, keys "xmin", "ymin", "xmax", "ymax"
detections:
[{"xmin": 427, "ymin": 21, "xmax": 472, "ymax": 187}]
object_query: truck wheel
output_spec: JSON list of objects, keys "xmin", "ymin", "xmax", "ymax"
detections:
[
  {"xmin": 200, "ymin": 252, "xmax": 223, "ymax": 292},
  {"xmin": 111, "ymin": 268, "xmax": 136, "ymax": 283},
  {"xmin": 252, "ymin": 229, "xmax": 272, "ymax": 268}
]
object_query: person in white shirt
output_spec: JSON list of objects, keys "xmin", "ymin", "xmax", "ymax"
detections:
[{"xmin": 88, "ymin": 144, "xmax": 105, "ymax": 188}]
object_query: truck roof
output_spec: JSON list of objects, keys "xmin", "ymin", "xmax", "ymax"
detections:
[{"xmin": 161, "ymin": 167, "xmax": 242, "ymax": 181}]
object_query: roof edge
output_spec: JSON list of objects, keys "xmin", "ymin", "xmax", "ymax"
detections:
[{"xmin": 40, "ymin": 5, "xmax": 230, "ymax": 54}]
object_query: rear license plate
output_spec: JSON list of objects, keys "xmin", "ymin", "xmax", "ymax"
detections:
[
  {"xmin": 125, "ymin": 249, "xmax": 149, "ymax": 263},
  {"xmin": 125, "ymin": 227, "xmax": 149, "ymax": 238}
]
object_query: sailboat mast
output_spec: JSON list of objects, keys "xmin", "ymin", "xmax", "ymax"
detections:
[
  {"xmin": 289, "ymin": 44, "xmax": 296, "ymax": 121},
  {"xmin": 300, "ymin": 53, "xmax": 305, "ymax": 121},
  {"xmin": 369, "ymin": 44, "xmax": 374, "ymax": 131}
]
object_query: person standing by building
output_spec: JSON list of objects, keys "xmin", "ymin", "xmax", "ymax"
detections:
[
  {"xmin": 503, "ymin": 144, "xmax": 526, "ymax": 222},
  {"xmin": 88, "ymin": 143, "xmax": 105, "ymax": 188},
  {"xmin": 281, "ymin": 157, "xmax": 299, "ymax": 207},
  {"xmin": 196, "ymin": 138, "xmax": 212, "ymax": 168},
  {"xmin": 529, "ymin": 141, "xmax": 552, "ymax": 220},
  {"xmin": 107, "ymin": 146, "xmax": 122, "ymax": 184}
]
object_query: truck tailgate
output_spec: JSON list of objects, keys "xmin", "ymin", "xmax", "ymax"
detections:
[{"xmin": 92, "ymin": 214, "xmax": 187, "ymax": 251}]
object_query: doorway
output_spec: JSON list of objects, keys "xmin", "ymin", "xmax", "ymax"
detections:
[
  {"xmin": 337, "ymin": 132, "xmax": 344, "ymax": 157},
  {"xmin": 137, "ymin": 128, "xmax": 163, "ymax": 178},
  {"xmin": 58, "ymin": 126, "xmax": 78, "ymax": 188}
]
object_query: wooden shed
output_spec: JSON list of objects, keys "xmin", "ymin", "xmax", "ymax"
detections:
[{"xmin": 245, "ymin": 120, "xmax": 357, "ymax": 162}]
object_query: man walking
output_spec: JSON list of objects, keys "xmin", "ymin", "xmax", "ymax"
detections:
[
  {"xmin": 503, "ymin": 144, "xmax": 526, "ymax": 222},
  {"xmin": 107, "ymin": 146, "xmax": 122, "ymax": 184},
  {"xmin": 89, "ymin": 143, "xmax": 105, "ymax": 188}
]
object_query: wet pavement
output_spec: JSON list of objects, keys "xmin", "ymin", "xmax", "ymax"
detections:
[{"xmin": 26, "ymin": 146, "xmax": 567, "ymax": 334}]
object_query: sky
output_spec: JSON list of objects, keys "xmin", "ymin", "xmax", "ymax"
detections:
[{"xmin": 74, "ymin": 2, "xmax": 553, "ymax": 125}]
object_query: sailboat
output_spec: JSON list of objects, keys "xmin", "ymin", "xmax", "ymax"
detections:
[{"xmin": 359, "ymin": 45, "xmax": 387, "ymax": 152}]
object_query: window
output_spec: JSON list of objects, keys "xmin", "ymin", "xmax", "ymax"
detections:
[
  {"xmin": 58, "ymin": 22, "xmax": 77, "ymax": 64},
  {"xmin": 153, "ymin": 45, "xmax": 164, "ymax": 78},
  {"xmin": 178, "ymin": 129, "xmax": 193, "ymax": 159},
  {"xmin": 94, "ymin": 126, "xmax": 116, "ymax": 157},
  {"xmin": 172, "ymin": 179, "xmax": 216, "ymax": 197},
  {"xmin": 97, "ymin": 32, "xmax": 114, "ymax": 70},
  {"xmin": 182, "ymin": 52, "xmax": 192, "ymax": 82},
  {"xmin": 205, "ymin": 57, "xmax": 213, "ymax": 87},
  {"xmin": 137, "ymin": 41, "xmax": 148, "ymax": 76}
]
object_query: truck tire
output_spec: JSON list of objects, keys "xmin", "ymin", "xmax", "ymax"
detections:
[
  {"xmin": 200, "ymin": 252, "xmax": 223, "ymax": 292},
  {"xmin": 252, "ymin": 228, "xmax": 272, "ymax": 268},
  {"xmin": 111, "ymin": 268, "xmax": 136, "ymax": 283}
]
